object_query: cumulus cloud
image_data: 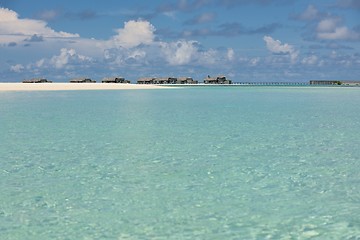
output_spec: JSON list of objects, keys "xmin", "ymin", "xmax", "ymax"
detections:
[
  {"xmin": 103, "ymin": 47, "xmax": 147, "ymax": 66},
  {"xmin": 227, "ymin": 48, "xmax": 235, "ymax": 61},
  {"xmin": 317, "ymin": 18, "xmax": 340, "ymax": 32},
  {"xmin": 264, "ymin": 36, "xmax": 294, "ymax": 53},
  {"xmin": 263, "ymin": 35, "xmax": 299, "ymax": 63},
  {"xmin": 302, "ymin": 55, "xmax": 318, "ymax": 65},
  {"xmin": 10, "ymin": 64, "xmax": 24, "ymax": 73},
  {"xmin": 316, "ymin": 17, "xmax": 360, "ymax": 40},
  {"xmin": 49, "ymin": 48, "xmax": 92, "ymax": 69},
  {"xmin": 160, "ymin": 40, "xmax": 199, "ymax": 65},
  {"xmin": 112, "ymin": 20, "xmax": 156, "ymax": 48},
  {"xmin": 104, "ymin": 39, "xmax": 232, "ymax": 68},
  {"xmin": 293, "ymin": 6, "xmax": 360, "ymax": 41},
  {"xmin": 24, "ymin": 34, "xmax": 44, "ymax": 42},
  {"xmin": 36, "ymin": 59, "xmax": 45, "ymax": 68},
  {"xmin": 249, "ymin": 57, "xmax": 260, "ymax": 66},
  {"xmin": 317, "ymin": 26, "xmax": 359, "ymax": 40},
  {"xmin": 0, "ymin": 8, "xmax": 79, "ymax": 43},
  {"xmin": 296, "ymin": 5, "xmax": 319, "ymax": 21}
]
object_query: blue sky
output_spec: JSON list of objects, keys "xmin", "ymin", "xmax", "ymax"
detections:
[{"xmin": 0, "ymin": 0, "xmax": 359, "ymax": 82}]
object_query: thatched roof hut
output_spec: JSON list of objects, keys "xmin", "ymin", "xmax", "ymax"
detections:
[
  {"xmin": 22, "ymin": 78, "xmax": 52, "ymax": 83},
  {"xmin": 137, "ymin": 77, "xmax": 155, "ymax": 84},
  {"xmin": 177, "ymin": 77, "xmax": 198, "ymax": 84},
  {"xmin": 70, "ymin": 78, "xmax": 96, "ymax": 83},
  {"xmin": 153, "ymin": 77, "xmax": 177, "ymax": 84},
  {"xmin": 204, "ymin": 75, "xmax": 231, "ymax": 84},
  {"xmin": 102, "ymin": 77, "xmax": 130, "ymax": 83}
]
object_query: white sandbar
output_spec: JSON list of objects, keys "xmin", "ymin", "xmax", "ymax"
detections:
[{"xmin": 0, "ymin": 83, "xmax": 174, "ymax": 92}]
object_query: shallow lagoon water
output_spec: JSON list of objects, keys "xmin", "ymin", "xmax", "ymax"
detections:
[{"xmin": 0, "ymin": 87, "xmax": 360, "ymax": 239}]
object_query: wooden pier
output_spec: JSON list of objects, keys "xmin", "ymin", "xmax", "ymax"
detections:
[{"xmin": 232, "ymin": 82, "xmax": 309, "ymax": 86}]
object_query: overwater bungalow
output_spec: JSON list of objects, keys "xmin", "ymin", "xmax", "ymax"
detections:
[
  {"xmin": 309, "ymin": 80, "xmax": 360, "ymax": 86},
  {"xmin": 309, "ymin": 80, "xmax": 340, "ymax": 85},
  {"xmin": 22, "ymin": 78, "xmax": 52, "ymax": 83},
  {"xmin": 204, "ymin": 75, "xmax": 232, "ymax": 84},
  {"xmin": 70, "ymin": 78, "xmax": 96, "ymax": 83},
  {"xmin": 153, "ymin": 77, "xmax": 177, "ymax": 84},
  {"xmin": 102, "ymin": 77, "xmax": 130, "ymax": 83},
  {"xmin": 177, "ymin": 77, "xmax": 198, "ymax": 84},
  {"xmin": 137, "ymin": 77, "xmax": 155, "ymax": 84}
]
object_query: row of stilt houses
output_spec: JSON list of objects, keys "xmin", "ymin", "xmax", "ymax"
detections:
[
  {"xmin": 22, "ymin": 75, "xmax": 231, "ymax": 84},
  {"xmin": 22, "ymin": 78, "xmax": 52, "ymax": 83},
  {"xmin": 137, "ymin": 77, "xmax": 199, "ymax": 84},
  {"xmin": 137, "ymin": 76, "xmax": 231, "ymax": 84},
  {"xmin": 22, "ymin": 77, "xmax": 360, "ymax": 86},
  {"xmin": 70, "ymin": 77, "xmax": 131, "ymax": 83},
  {"xmin": 23, "ymin": 77, "xmax": 130, "ymax": 84},
  {"xmin": 204, "ymin": 76, "xmax": 232, "ymax": 84}
]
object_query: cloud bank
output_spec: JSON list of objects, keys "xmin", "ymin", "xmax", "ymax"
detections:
[
  {"xmin": 294, "ymin": 5, "xmax": 360, "ymax": 41},
  {"xmin": 316, "ymin": 17, "xmax": 360, "ymax": 40},
  {"xmin": 0, "ymin": 7, "xmax": 79, "ymax": 44}
]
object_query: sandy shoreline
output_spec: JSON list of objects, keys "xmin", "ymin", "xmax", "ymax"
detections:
[{"xmin": 0, "ymin": 83, "xmax": 175, "ymax": 92}]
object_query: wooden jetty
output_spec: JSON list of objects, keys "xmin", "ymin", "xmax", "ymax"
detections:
[{"xmin": 232, "ymin": 82, "xmax": 308, "ymax": 86}]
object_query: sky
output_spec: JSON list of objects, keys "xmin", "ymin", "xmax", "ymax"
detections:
[{"xmin": 0, "ymin": 0, "xmax": 359, "ymax": 82}]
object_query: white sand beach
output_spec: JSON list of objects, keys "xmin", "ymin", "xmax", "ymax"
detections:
[{"xmin": 0, "ymin": 83, "xmax": 174, "ymax": 92}]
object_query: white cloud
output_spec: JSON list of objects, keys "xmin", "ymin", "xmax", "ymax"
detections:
[
  {"xmin": 198, "ymin": 49, "xmax": 218, "ymax": 66},
  {"xmin": 298, "ymin": 5, "xmax": 318, "ymax": 21},
  {"xmin": 163, "ymin": 11, "xmax": 177, "ymax": 19},
  {"xmin": 317, "ymin": 18, "xmax": 340, "ymax": 32},
  {"xmin": 264, "ymin": 36, "xmax": 294, "ymax": 54},
  {"xmin": 112, "ymin": 20, "xmax": 156, "ymax": 48},
  {"xmin": 50, "ymin": 48, "xmax": 92, "ymax": 69},
  {"xmin": 10, "ymin": 64, "xmax": 24, "ymax": 72},
  {"xmin": 103, "ymin": 47, "xmax": 147, "ymax": 66},
  {"xmin": 294, "ymin": 6, "xmax": 360, "ymax": 41},
  {"xmin": 197, "ymin": 12, "xmax": 216, "ymax": 23},
  {"xmin": 0, "ymin": 8, "xmax": 79, "ymax": 43},
  {"xmin": 160, "ymin": 40, "xmax": 198, "ymax": 65},
  {"xmin": 103, "ymin": 40, "xmax": 228, "ymax": 68},
  {"xmin": 51, "ymin": 48, "xmax": 74, "ymax": 69},
  {"xmin": 128, "ymin": 49, "xmax": 147, "ymax": 61},
  {"xmin": 249, "ymin": 57, "xmax": 260, "ymax": 66},
  {"xmin": 36, "ymin": 59, "xmax": 45, "ymax": 68},
  {"xmin": 227, "ymin": 48, "xmax": 235, "ymax": 61},
  {"xmin": 316, "ymin": 17, "xmax": 360, "ymax": 40},
  {"xmin": 318, "ymin": 26, "xmax": 358, "ymax": 40},
  {"xmin": 263, "ymin": 36, "xmax": 299, "ymax": 63},
  {"xmin": 302, "ymin": 55, "xmax": 318, "ymax": 65}
]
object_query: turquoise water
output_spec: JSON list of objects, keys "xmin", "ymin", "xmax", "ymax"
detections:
[{"xmin": 0, "ymin": 87, "xmax": 360, "ymax": 239}]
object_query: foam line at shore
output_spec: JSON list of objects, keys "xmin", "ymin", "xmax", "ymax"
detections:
[{"xmin": 0, "ymin": 83, "xmax": 175, "ymax": 92}]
